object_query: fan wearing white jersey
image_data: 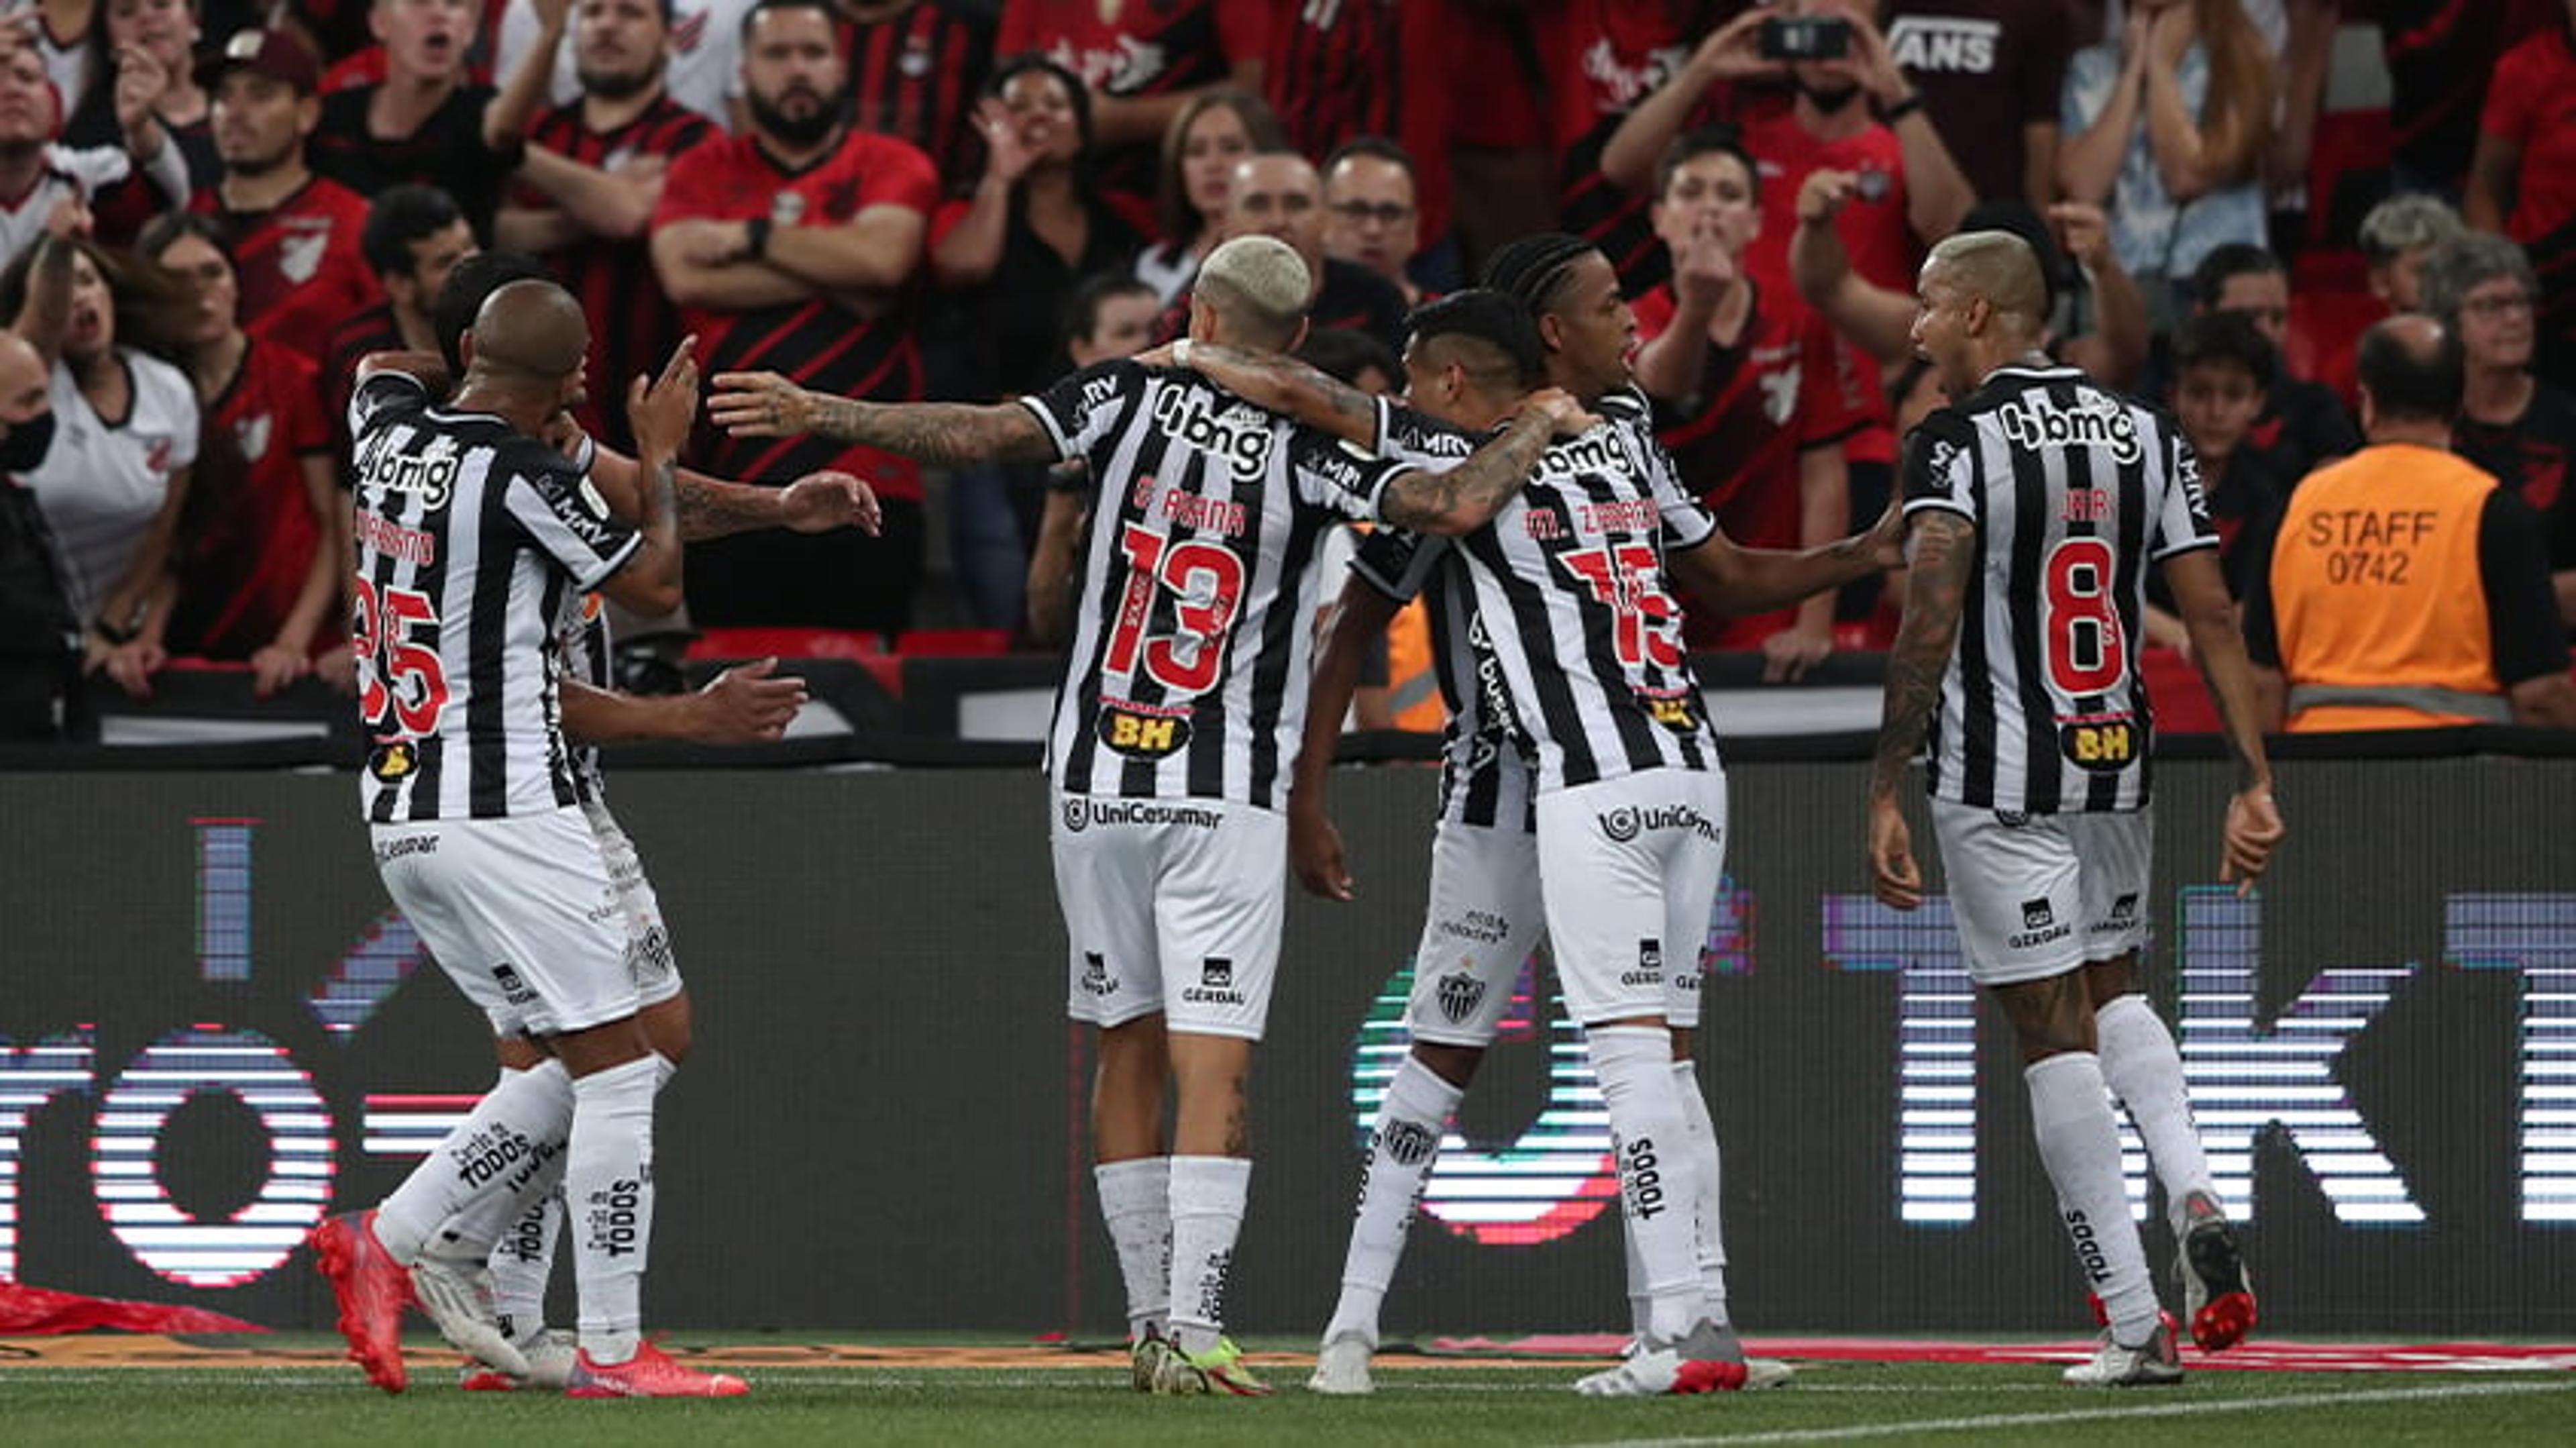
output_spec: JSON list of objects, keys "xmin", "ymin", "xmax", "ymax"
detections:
[
  {"xmin": 708, "ymin": 236, "xmax": 1589, "ymax": 1396},
  {"xmin": 1868, "ymin": 230, "xmax": 2286, "ymax": 1390}
]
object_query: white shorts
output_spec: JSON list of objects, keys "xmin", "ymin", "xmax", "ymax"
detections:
[
  {"xmin": 1402, "ymin": 819, "xmax": 1548, "ymax": 1047},
  {"xmin": 581, "ymin": 798, "xmax": 683, "ymax": 1011},
  {"xmin": 1930, "ymin": 800, "xmax": 2153, "ymax": 987},
  {"xmin": 1051, "ymin": 793, "xmax": 1284, "ymax": 1040},
  {"xmin": 371, "ymin": 806, "xmax": 639, "ymax": 1037},
  {"xmin": 1534, "ymin": 767, "xmax": 1728, "ymax": 1029}
]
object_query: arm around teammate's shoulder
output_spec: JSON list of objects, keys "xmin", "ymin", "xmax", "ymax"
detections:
[{"xmin": 1378, "ymin": 391, "xmax": 1594, "ymax": 535}]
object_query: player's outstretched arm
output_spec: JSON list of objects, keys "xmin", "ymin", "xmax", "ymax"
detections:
[
  {"xmin": 1379, "ymin": 391, "xmax": 1593, "ymax": 536},
  {"xmin": 1868, "ymin": 511, "xmax": 1976, "ymax": 909},
  {"xmin": 561, "ymin": 659, "xmax": 807, "ymax": 745},
  {"xmin": 1671, "ymin": 488, "xmax": 1903, "ymax": 618},
  {"xmin": 584, "ymin": 431, "xmax": 883, "ymax": 543},
  {"xmin": 1147, "ymin": 340, "xmax": 1379, "ymax": 448},
  {"xmin": 1290, "ymin": 577, "xmax": 1405, "ymax": 901},
  {"xmin": 707, "ymin": 370, "xmax": 1057, "ymax": 465},
  {"xmin": 2161, "ymin": 548, "xmax": 2283, "ymax": 892}
]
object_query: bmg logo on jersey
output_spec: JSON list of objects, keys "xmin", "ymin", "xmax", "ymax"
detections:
[
  {"xmin": 1997, "ymin": 393, "xmax": 2141, "ymax": 464},
  {"xmin": 1151, "ymin": 386, "xmax": 1273, "ymax": 480},
  {"xmin": 359, "ymin": 432, "xmax": 465, "ymax": 509}
]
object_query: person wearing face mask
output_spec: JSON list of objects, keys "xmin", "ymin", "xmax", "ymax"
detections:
[{"xmin": 0, "ymin": 317, "xmax": 67, "ymax": 738}]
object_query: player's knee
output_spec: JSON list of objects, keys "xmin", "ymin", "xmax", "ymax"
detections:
[{"xmin": 1413, "ymin": 1041, "xmax": 1485, "ymax": 1088}]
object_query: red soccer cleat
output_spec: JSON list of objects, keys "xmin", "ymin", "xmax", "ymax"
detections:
[
  {"xmin": 309, "ymin": 1210, "xmax": 411, "ymax": 1394},
  {"xmin": 564, "ymin": 1340, "xmax": 749, "ymax": 1398}
]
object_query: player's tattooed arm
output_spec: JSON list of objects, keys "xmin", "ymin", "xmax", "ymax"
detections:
[
  {"xmin": 706, "ymin": 370, "xmax": 1057, "ymax": 464},
  {"xmin": 1155, "ymin": 342, "xmax": 1379, "ymax": 448},
  {"xmin": 1377, "ymin": 390, "xmax": 1593, "ymax": 536},
  {"xmin": 1869, "ymin": 509, "xmax": 1975, "ymax": 803}
]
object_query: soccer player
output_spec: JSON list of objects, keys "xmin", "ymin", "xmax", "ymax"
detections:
[
  {"xmin": 1189, "ymin": 286, "xmax": 1894, "ymax": 1394},
  {"xmin": 381, "ymin": 249, "xmax": 872, "ymax": 1392},
  {"xmin": 1867, "ymin": 231, "xmax": 2284, "ymax": 1388},
  {"xmin": 708, "ymin": 234, "xmax": 1582, "ymax": 1396},
  {"xmin": 1159, "ymin": 232, "xmax": 1898, "ymax": 1396},
  {"xmin": 311, "ymin": 281, "xmax": 747, "ymax": 1399}
]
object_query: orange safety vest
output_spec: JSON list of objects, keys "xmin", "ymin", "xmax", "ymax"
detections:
[
  {"xmin": 2269, "ymin": 442, "xmax": 2512, "ymax": 732},
  {"xmin": 1382, "ymin": 597, "xmax": 1447, "ymax": 733}
]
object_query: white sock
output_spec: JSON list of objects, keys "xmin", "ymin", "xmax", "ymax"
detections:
[
  {"xmin": 486, "ymin": 1189, "xmax": 564, "ymax": 1341},
  {"xmin": 1589, "ymin": 1026, "xmax": 1701, "ymax": 1344},
  {"xmin": 2096, "ymin": 994, "xmax": 2218, "ymax": 1237},
  {"xmin": 566, "ymin": 1055, "xmax": 661, "ymax": 1365},
  {"xmin": 378, "ymin": 1059, "xmax": 574, "ymax": 1264},
  {"xmin": 1325, "ymin": 1053, "xmax": 1463, "ymax": 1347},
  {"xmin": 1093, "ymin": 1157, "xmax": 1171, "ymax": 1342},
  {"xmin": 1166, "ymin": 1155, "xmax": 1252, "ymax": 1355},
  {"xmin": 2027, "ymin": 1051, "xmax": 2159, "ymax": 1343},
  {"xmin": 1672, "ymin": 1061, "xmax": 1729, "ymax": 1326},
  {"xmin": 1622, "ymin": 1218, "xmax": 1650, "ymax": 1340}
]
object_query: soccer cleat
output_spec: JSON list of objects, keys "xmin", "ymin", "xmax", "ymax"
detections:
[
  {"xmin": 2178, "ymin": 1200, "xmax": 2257, "ymax": 1351},
  {"xmin": 1128, "ymin": 1334, "xmax": 1172, "ymax": 1393},
  {"xmin": 310, "ymin": 1210, "xmax": 411, "ymax": 1394},
  {"xmin": 564, "ymin": 1340, "xmax": 749, "ymax": 1398},
  {"xmin": 460, "ymin": 1329, "xmax": 577, "ymax": 1392},
  {"xmin": 1572, "ymin": 1319, "xmax": 1793, "ymax": 1396},
  {"xmin": 1307, "ymin": 1332, "xmax": 1374, "ymax": 1395},
  {"xmin": 1152, "ymin": 1335, "xmax": 1273, "ymax": 1396},
  {"xmin": 2062, "ymin": 1318, "xmax": 2185, "ymax": 1388},
  {"xmin": 409, "ymin": 1254, "xmax": 529, "ymax": 1378}
]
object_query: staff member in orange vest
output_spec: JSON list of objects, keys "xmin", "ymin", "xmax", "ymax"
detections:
[{"xmin": 2244, "ymin": 314, "xmax": 2576, "ymax": 731}]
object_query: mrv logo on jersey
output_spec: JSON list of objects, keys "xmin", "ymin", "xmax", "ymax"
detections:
[{"xmin": 1997, "ymin": 394, "xmax": 2142, "ymax": 464}]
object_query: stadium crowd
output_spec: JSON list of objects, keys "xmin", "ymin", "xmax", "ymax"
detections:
[{"xmin": 0, "ymin": 0, "xmax": 2570, "ymax": 739}]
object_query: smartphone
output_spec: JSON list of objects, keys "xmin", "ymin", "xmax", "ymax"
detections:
[{"xmin": 1759, "ymin": 14, "xmax": 1852, "ymax": 62}]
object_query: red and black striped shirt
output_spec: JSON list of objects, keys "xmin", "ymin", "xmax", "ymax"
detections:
[
  {"xmin": 1263, "ymin": 0, "xmax": 1450, "ymax": 244},
  {"xmin": 839, "ymin": 0, "xmax": 995, "ymax": 184},
  {"xmin": 652, "ymin": 129, "xmax": 941, "ymax": 499},
  {"xmin": 998, "ymin": 0, "xmax": 1267, "ymax": 202},
  {"xmin": 191, "ymin": 174, "xmax": 382, "ymax": 368},
  {"xmin": 517, "ymin": 95, "xmax": 716, "ymax": 454}
]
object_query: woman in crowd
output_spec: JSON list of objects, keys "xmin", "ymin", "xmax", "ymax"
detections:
[
  {"xmin": 136, "ymin": 212, "xmax": 339, "ymax": 696},
  {"xmin": 63, "ymin": 0, "xmax": 216, "ymax": 244},
  {"xmin": 0, "ymin": 233, "xmax": 198, "ymax": 697},
  {"xmin": 2059, "ymin": 0, "xmax": 2273, "ymax": 325},
  {"xmin": 1132, "ymin": 87, "xmax": 1282, "ymax": 305}
]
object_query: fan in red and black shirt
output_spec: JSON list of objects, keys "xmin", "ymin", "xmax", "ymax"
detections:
[
  {"xmin": 496, "ymin": 0, "xmax": 712, "ymax": 455},
  {"xmin": 138, "ymin": 213, "xmax": 341, "ymax": 693},
  {"xmin": 191, "ymin": 29, "xmax": 382, "ymax": 368},
  {"xmin": 1262, "ymin": 0, "xmax": 1448, "ymax": 252},
  {"xmin": 822, "ymin": 0, "xmax": 994, "ymax": 183},
  {"xmin": 651, "ymin": 0, "xmax": 936, "ymax": 631},
  {"xmin": 997, "ymin": 0, "xmax": 1265, "ymax": 207},
  {"xmin": 1630, "ymin": 130, "xmax": 1866, "ymax": 664},
  {"xmin": 307, "ymin": 0, "xmax": 553, "ymax": 238},
  {"xmin": 321, "ymin": 185, "xmax": 479, "ymax": 458}
]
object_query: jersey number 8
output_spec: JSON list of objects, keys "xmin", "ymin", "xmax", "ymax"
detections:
[{"xmin": 2043, "ymin": 537, "xmax": 2126, "ymax": 697}]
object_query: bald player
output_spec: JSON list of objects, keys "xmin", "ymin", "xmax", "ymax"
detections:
[
  {"xmin": 311, "ymin": 280, "xmax": 747, "ymax": 1399},
  {"xmin": 1869, "ymin": 231, "xmax": 2282, "ymax": 1387},
  {"xmin": 710, "ymin": 236, "xmax": 1584, "ymax": 1395}
]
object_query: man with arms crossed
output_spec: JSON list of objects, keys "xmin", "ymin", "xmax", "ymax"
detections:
[{"xmin": 1868, "ymin": 231, "xmax": 2283, "ymax": 1388}]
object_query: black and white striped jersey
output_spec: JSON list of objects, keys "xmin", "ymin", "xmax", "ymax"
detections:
[
  {"xmin": 348, "ymin": 372, "xmax": 639, "ymax": 824},
  {"xmin": 1020, "ymin": 359, "xmax": 1413, "ymax": 808},
  {"xmin": 557, "ymin": 592, "xmax": 612, "ymax": 807},
  {"xmin": 1900, "ymin": 362, "xmax": 2217, "ymax": 813},
  {"xmin": 1366, "ymin": 389, "xmax": 1725, "ymax": 796},
  {"xmin": 1351, "ymin": 404, "xmax": 1536, "ymax": 833}
]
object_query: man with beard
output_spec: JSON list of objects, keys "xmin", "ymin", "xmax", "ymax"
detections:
[
  {"xmin": 191, "ymin": 29, "xmax": 380, "ymax": 368},
  {"xmin": 649, "ymin": 0, "xmax": 935, "ymax": 632},
  {"xmin": 499, "ymin": 0, "xmax": 715, "ymax": 456}
]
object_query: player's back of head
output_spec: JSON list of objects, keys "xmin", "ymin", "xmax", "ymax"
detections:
[
  {"xmin": 1481, "ymin": 231, "xmax": 1593, "ymax": 319},
  {"xmin": 470, "ymin": 280, "xmax": 588, "ymax": 385},
  {"xmin": 1925, "ymin": 230, "xmax": 2049, "ymax": 338},
  {"xmin": 1195, "ymin": 235, "xmax": 1309, "ymax": 350},
  {"xmin": 1407, "ymin": 288, "xmax": 1544, "ymax": 396}
]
